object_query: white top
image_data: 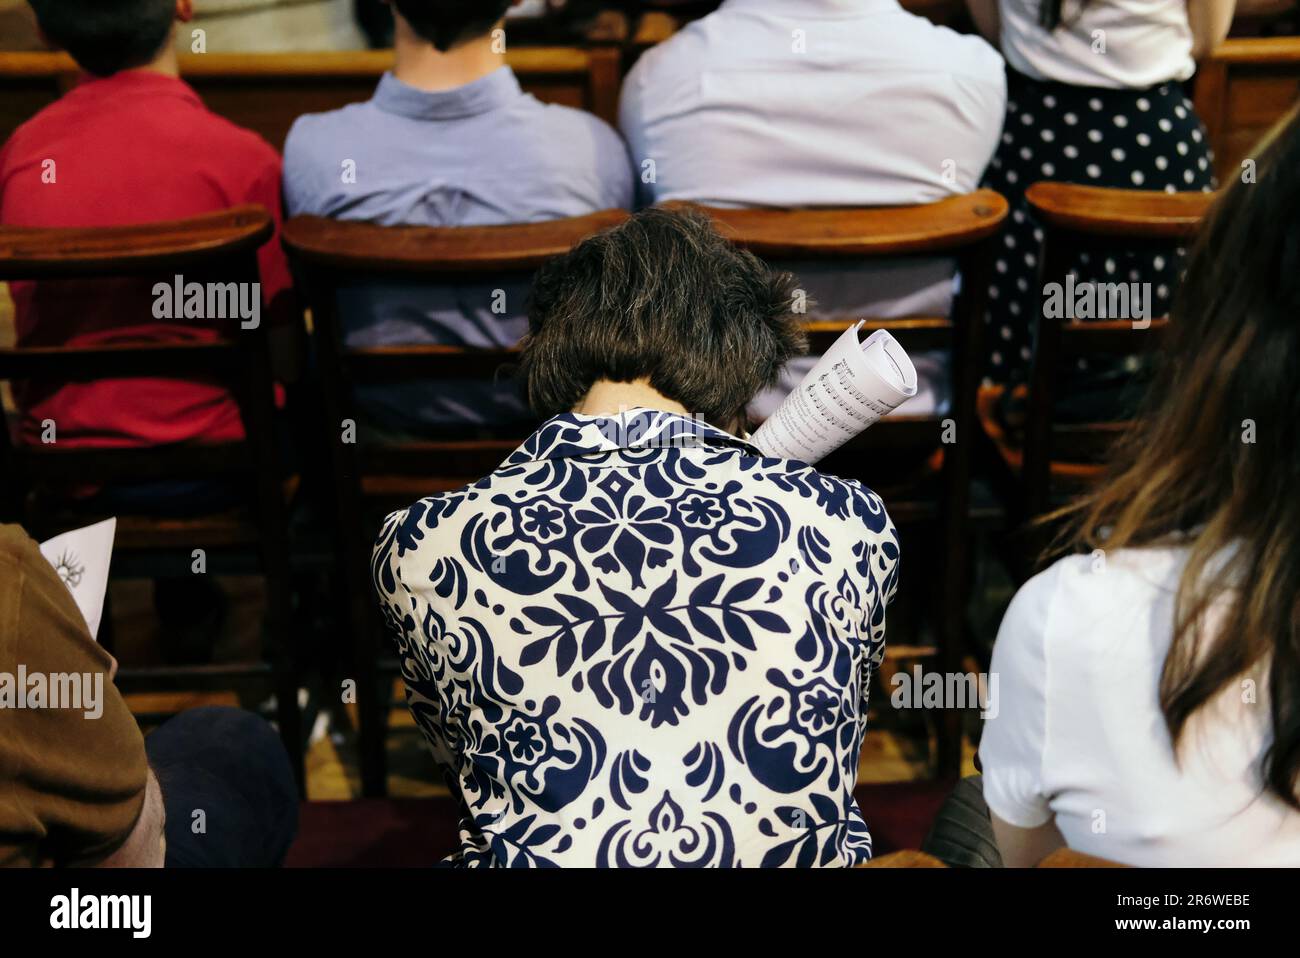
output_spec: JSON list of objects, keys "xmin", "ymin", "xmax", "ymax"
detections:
[
  {"xmin": 981, "ymin": 547, "xmax": 1300, "ymax": 867},
  {"xmin": 620, "ymin": 0, "xmax": 1006, "ymax": 207},
  {"xmin": 999, "ymin": 0, "xmax": 1196, "ymax": 89}
]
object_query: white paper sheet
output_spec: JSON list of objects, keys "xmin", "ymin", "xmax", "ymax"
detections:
[
  {"xmin": 751, "ymin": 322, "xmax": 918, "ymax": 464},
  {"xmin": 39, "ymin": 518, "xmax": 116, "ymax": 641}
]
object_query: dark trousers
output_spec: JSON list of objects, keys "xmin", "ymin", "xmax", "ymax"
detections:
[
  {"xmin": 921, "ymin": 775, "xmax": 1004, "ymax": 868},
  {"xmin": 146, "ymin": 706, "xmax": 299, "ymax": 868}
]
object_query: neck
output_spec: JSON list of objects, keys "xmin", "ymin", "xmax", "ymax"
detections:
[
  {"xmin": 129, "ymin": 28, "xmax": 180, "ymax": 78},
  {"xmin": 392, "ymin": 17, "xmax": 506, "ymax": 92},
  {"xmin": 573, "ymin": 380, "xmax": 692, "ymax": 420}
]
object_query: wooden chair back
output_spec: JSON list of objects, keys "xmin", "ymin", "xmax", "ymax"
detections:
[
  {"xmin": 281, "ymin": 208, "xmax": 629, "ymax": 795},
  {"xmin": 1020, "ymin": 182, "xmax": 1216, "ymax": 520},
  {"xmin": 683, "ymin": 190, "xmax": 1009, "ymax": 777},
  {"xmin": 0, "ymin": 205, "xmax": 279, "ymax": 526},
  {"xmin": 0, "ymin": 205, "xmax": 304, "ymax": 787},
  {"xmin": 1194, "ymin": 38, "xmax": 1300, "ymax": 182}
]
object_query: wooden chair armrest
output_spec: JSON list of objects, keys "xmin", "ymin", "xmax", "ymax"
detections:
[
  {"xmin": 0, "ymin": 206, "xmax": 272, "ymax": 278},
  {"xmin": 282, "ymin": 209, "xmax": 629, "ymax": 274},
  {"xmin": 671, "ymin": 189, "xmax": 1009, "ymax": 257},
  {"xmin": 1025, "ymin": 183, "xmax": 1216, "ymax": 240}
]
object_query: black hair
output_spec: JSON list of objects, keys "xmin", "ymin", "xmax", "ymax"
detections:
[
  {"xmin": 28, "ymin": 0, "xmax": 176, "ymax": 77},
  {"xmin": 391, "ymin": 1, "xmax": 513, "ymax": 53}
]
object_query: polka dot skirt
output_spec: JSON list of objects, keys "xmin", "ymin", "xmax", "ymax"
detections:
[{"xmin": 981, "ymin": 70, "xmax": 1216, "ymax": 386}]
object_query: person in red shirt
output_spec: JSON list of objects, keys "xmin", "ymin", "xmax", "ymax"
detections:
[
  {"xmin": 2, "ymin": 0, "xmax": 298, "ymax": 660},
  {"xmin": 1, "ymin": 0, "xmax": 293, "ymax": 456}
]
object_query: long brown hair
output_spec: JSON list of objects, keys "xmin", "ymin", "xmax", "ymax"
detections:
[{"xmin": 1050, "ymin": 106, "xmax": 1300, "ymax": 809}]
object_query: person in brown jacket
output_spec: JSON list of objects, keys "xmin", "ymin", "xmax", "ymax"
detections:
[{"xmin": 0, "ymin": 525, "xmax": 297, "ymax": 867}]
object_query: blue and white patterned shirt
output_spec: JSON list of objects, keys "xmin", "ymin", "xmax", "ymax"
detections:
[{"xmin": 372, "ymin": 409, "xmax": 900, "ymax": 866}]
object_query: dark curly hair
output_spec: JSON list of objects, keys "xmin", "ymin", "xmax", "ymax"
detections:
[{"xmin": 520, "ymin": 208, "xmax": 808, "ymax": 430}]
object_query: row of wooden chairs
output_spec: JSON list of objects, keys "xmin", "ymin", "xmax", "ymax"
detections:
[
  {"xmin": 1, "ymin": 34, "xmax": 1298, "ymax": 162},
  {"xmin": 0, "ymin": 184, "xmax": 1215, "ymax": 795}
]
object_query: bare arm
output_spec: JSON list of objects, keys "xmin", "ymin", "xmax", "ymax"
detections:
[
  {"xmin": 990, "ymin": 812, "xmax": 1067, "ymax": 867},
  {"xmin": 965, "ymin": 0, "xmax": 1003, "ymax": 46},
  {"xmin": 1188, "ymin": 0, "xmax": 1237, "ymax": 58}
]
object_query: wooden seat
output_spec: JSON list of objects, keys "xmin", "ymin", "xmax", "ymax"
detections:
[
  {"xmin": 1195, "ymin": 37, "xmax": 1300, "ymax": 182},
  {"xmin": 681, "ymin": 190, "xmax": 1009, "ymax": 778},
  {"xmin": 0, "ymin": 205, "xmax": 305, "ymax": 789},
  {"xmin": 1037, "ymin": 848, "xmax": 1126, "ymax": 868},
  {"xmin": 282, "ymin": 208, "xmax": 630, "ymax": 796},
  {"xmin": 983, "ymin": 183, "xmax": 1216, "ymax": 571},
  {"xmin": 855, "ymin": 849, "xmax": 948, "ymax": 868},
  {"xmin": 0, "ymin": 47, "xmax": 623, "ymax": 150}
]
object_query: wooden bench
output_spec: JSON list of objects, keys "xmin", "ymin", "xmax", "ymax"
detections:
[
  {"xmin": 0, "ymin": 47, "xmax": 623, "ymax": 150},
  {"xmin": 1195, "ymin": 37, "xmax": 1300, "ymax": 181}
]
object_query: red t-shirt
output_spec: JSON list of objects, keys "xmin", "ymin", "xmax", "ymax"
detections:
[{"xmin": 0, "ymin": 69, "xmax": 293, "ymax": 447}]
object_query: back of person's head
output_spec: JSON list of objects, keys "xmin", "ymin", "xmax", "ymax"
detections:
[
  {"xmin": 28, "ymin": 0, "xmax": 177, "ymax": 77},
  {"xmin": 1061, "ymin": 104, "xmax": 1300, "ymax": 810},
  {"xmin": 521, "ymin": 208, "xmax": 807, "ymax": 430},
  {"xmin": 391, "ymin": 0, "xmax": 513, "ymax": 53}
]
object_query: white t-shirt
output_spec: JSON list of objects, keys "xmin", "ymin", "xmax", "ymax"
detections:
[
  {"xmin": 999, "ymin": 0, "xmax": 1196, "ymax": 89},
  {"xmin": 980, "ymin": 547, "xmax": 1300, "ymax": 867}
]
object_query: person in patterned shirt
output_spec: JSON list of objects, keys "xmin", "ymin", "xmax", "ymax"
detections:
[{"xmin": 373, "ymin": 208, "xmax": 901, "ymax": 866}]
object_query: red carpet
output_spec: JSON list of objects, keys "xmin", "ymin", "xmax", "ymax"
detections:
[{"xmin": 285, "ymin": 780, "xmax": 954, "ymax": 867}]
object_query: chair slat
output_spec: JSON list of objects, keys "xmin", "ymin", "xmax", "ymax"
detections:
[
  {"xmin": 673, "ymin": 189, "xmax": 1009, "ymax": 256},
  {"xmin": 803, "ymin": 317, "xmax": 952, "ymax": 354},
  {"xmin": 282, "ymin": 209, "xmax": 628, "ymax": 274},
  {"xmin": 1058, "ymin": 317, "xmax": 1168, "ymax": 354},
  {"xmin": 0, "ymin": 205, "xmax": 272, "ymax": 278},
  {"xmin": 346, "ymin": 345, "xmax": 520, "ymax": 383},
  {"xmin": 0, "ymin": 341, "xmax": 243, "ymax": 380},
  {"xmin": 14, "ymin": 443, "xmax": 256, "ymax": 482}
]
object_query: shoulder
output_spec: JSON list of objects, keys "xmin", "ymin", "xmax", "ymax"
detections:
[
  {"xmin": 902, "ymin": 17, "xmax": 1006, "ymax": 87},
  {"xmin": 521, "ymin": 97, "xmax": 627, "ymax": 155},
  {"xmin": 1, "ymin": 98, "xmax": 68, "ymax": 162},
  {"xmin": 738, "ymin": 455, "xmax": 898, "ymax": 548},
  {"xmin": 373, "ymin": 481, "xmax": 488, "ymax": 572},
  {"xmin": 284, "ymin": 105, "xmax": 352, "ymax": 165},
  {"xmin": 621, "ymin": 14, "xmax": 711, "ymax": 97},
  {"xmin": 185, "ymin": 93, "xmax": 281, "ymax": 166},
  {"xmin": 997, "ymin": 556, "xmax": 1071, "ymax": 662}
]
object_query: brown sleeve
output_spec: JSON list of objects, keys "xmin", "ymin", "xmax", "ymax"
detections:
[{"xmin": 0, "ymin": 525, "xmax": 147, "ymax": 868}]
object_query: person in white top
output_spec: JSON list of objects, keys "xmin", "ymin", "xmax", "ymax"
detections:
[
  {"xmin": 619, "ymin": 0, "xmax": 1007, "ymax": 418},
  {"xmin": 980, "ymin": 105, "xmax": 1300, "ymax": 866},
  {"xmin": 966, "ymin": 0, "xmax": 1231, "ymax": 392}
]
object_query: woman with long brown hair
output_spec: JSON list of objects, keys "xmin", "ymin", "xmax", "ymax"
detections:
[{"xmin": 979, "ymin": 107, "xmax": 1300, "ymax": 866}]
